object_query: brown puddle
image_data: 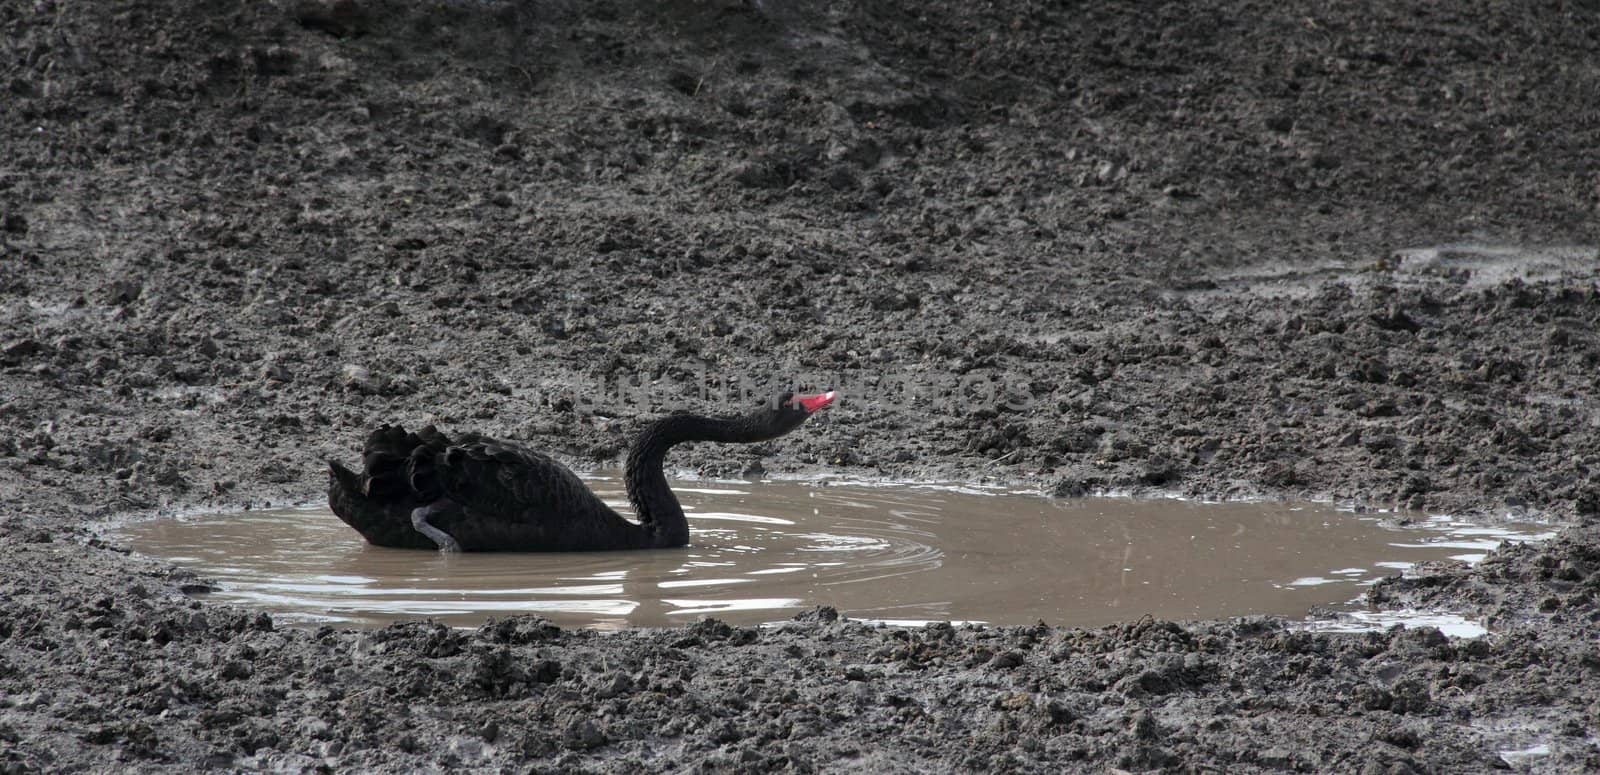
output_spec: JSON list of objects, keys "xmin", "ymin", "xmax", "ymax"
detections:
[{"xmin": 109, "ymin": 478, "xmax": 1553, "ymax": 631}]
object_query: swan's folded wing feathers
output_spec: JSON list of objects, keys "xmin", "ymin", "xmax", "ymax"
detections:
[
  {"xmin": 359, "ymin": 425, "xmax": 416, "ymax": 498},
  {"xmin": 434, "ymin": 440, "xmax": 583, "ymax": 523},
  {"xmin": 362, "ymin": 424, "xmax": 414, "ymax": 457},
  {"xmin": 415, "ymin": 425, "xmax": 454, "ymax": 449}
]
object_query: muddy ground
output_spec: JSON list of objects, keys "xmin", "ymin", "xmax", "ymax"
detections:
[{"xmin": 4, "ymin": 0, "xmax": 1600, "ymax": 771}]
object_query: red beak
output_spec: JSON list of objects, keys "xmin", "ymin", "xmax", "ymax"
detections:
[{"xmin": 794, "ymin": 391, "xmax": 836, "ymax": 414}]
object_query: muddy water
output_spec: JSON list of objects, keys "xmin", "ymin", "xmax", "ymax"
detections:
[{"xmin": 111, "ymin": 478, "xmax": 1553, "ymax": 630}]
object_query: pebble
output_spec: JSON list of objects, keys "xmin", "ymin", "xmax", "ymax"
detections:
[{"xmin": 340, "ymin": 363, "xmax": 385, "ymax": 394}]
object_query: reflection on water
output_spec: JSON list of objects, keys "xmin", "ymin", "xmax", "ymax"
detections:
[{"xmin": 109, "ymin": 477, "xmax": 1553, "ymax": 630}]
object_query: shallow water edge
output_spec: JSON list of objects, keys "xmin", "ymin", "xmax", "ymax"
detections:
[{"xmin": 107, "ymin": 476, "xmax": 1553, "ymax": 635}]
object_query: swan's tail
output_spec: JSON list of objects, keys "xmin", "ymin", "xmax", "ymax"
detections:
[{"xmin": 326, "ymin": 425, "xmax": 447, "ymax": 549}]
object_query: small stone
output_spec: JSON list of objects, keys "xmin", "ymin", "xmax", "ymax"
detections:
[{"xmin": 340, "ymin": 364, "xmax": 385, "ymax": 394}]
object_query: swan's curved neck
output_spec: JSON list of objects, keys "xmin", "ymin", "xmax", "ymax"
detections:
[{"xmin": 624, "ymin": 414, "xmax": 752, "ymax": 547}]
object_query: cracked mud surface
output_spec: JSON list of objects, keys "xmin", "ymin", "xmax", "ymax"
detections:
[{"xmin": 3, "ymin": 1, "xmax": 1599, "ymax": 771}]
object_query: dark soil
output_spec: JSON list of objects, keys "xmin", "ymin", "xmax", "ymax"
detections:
[{"xmin": 4, "ymin": 0, "xmax": 1600, "ymax": 771}]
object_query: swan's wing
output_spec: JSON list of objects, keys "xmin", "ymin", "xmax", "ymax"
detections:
[
  {"xmin": 353, "ymin": 424, "xmax": 463, "ymax": 500},
  {"xmin": 427, "ymin": 440, "xmax": 598, "ymax": 526}
]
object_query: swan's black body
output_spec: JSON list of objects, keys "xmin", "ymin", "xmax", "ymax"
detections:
[{"xmin": 327, "ymin": 391, "xmax": 833, "ymax": 552}]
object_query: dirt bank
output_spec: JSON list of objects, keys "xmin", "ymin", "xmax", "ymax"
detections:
[{"xmin": 3, "ymin": 0, "xmax": 1599, "ymax": 771}]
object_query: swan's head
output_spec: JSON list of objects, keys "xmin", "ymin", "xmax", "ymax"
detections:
[{"xmin": 756, "ymin": 389, "xmax": 836, "ymax": 436}]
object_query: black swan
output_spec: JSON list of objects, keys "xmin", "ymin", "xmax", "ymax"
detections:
[{"xmin": 327, "ymin": 390, "xmax": 835, "ymax": 552}]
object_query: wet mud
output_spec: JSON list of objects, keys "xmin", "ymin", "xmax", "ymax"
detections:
[{"xmin": 4, "ymin": 0, "xmax": 1600, "ymax": 771}]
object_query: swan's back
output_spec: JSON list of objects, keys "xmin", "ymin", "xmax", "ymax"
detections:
[
  {"xmin": 421, "ymin": 440, "xmax": 645, "ymax": 551},
  {"xmin": 330, "ymin": 426, "xmax": 645, "ymax": 551}
]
